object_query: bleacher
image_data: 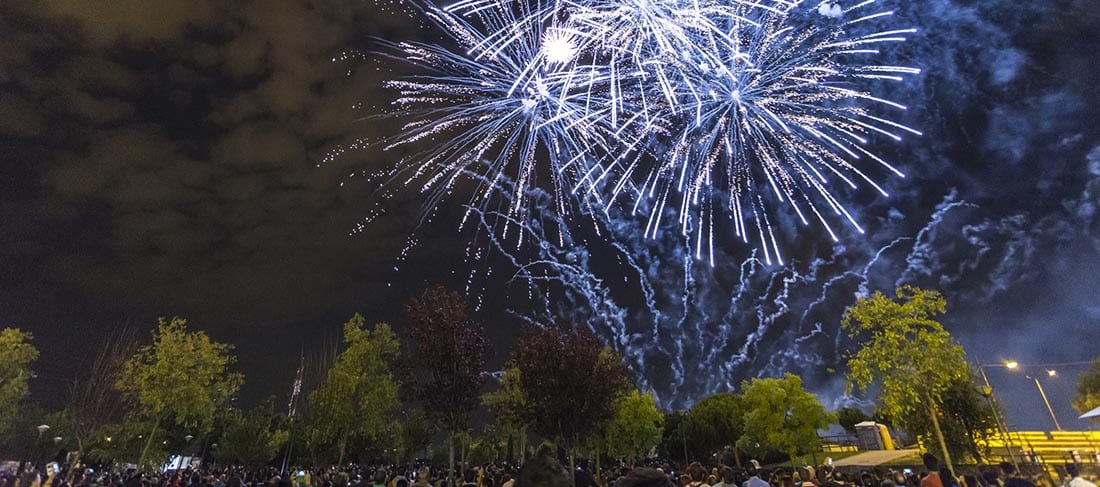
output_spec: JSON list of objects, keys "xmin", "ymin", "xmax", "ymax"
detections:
[{"xmin": 986, "ymin": 431, "xmax": 1100, "ymax": 464}]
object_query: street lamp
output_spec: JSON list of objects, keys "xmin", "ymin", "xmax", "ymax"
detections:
[
  {"xmin": 1025, "ymin": 374, "xmax": 1063, "ymax": 431},
  {"xmin": 976, "ymin": 362, "xmax": 1019, "ymax": 470},
  {"xmin": 1004, "ymin": 360, "xmax": 1063, "ymax": 431}
]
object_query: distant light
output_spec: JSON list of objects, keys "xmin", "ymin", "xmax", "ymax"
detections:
[
  {"xmin": 1005, "ymin": 361, "xmax": 1019, "ymax": 369},
  {"xmin": 1047, "ymin": 369, "xmax": 1057, "ymax": 377}
]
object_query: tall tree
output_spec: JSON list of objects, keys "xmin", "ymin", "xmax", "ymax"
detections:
[
  {"xmin": 0, "ymin": 328, "xmax": 38, "ymax": 442},
  {"xmin": 406, "ymin": 286, "xmax": 490, "ymax": 483},
  {"xmin": 67, "ymin": 328, "xmax": 139, "ymax": 463},
  {"xmin": 605, "ymin": 390, "xmax": 664, "ymax": 465},
  {"xmin": 843, "ymin": 286, "xmax": 969, "ymax": 477},
  {"xmin": 482, "ymin": 365, "xmax": 528, "ymax": 462},
  {"xmin": 395, "ymin": 408, "xmax": 433, "ymax": 463},
  {"xmin": 737, "ymin": 374, "xmax": 834, "ymax": 461},
  {"xmin": 216, "ymin": 400, "xmax": 288, "ymax": 468},
  {"xmin": 512, "ymin": 324, "xmax": 631, "ymax": 476},
  {"xmin": 1073, "ymin": 359, "xmax": 1100, "ymax": 415},
  {"xmin": 684, "ymin": 392, "xmax": 746, "ymax": 466},
  {"xmin": 116, "ymin": 317, "xmax": 243, "ymax": 469},
  {"xmin": 307, "ymin": 314, "xmax": 401, "ymax": 464}
]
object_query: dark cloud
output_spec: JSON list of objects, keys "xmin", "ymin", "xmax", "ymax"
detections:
[{"xmin": 0, "ymin": 0, "xmax": 423, "ymax": 403}]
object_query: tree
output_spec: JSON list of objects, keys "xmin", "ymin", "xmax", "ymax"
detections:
[
  {"xmin": 512, "ymin": 324, "xmax": 631, "ymax": 476},
  {"xmin": 843, "ymin": 286, "xmax": 969, "ymax": 477},
  {"xmin": 606, "ymin": 390, "xmax": 664, "ymax": 465},
  {"xmin": 307, "ymin": 314, "xmax": 401, "ymax": 464},
  {"xmin": 902, "ymin": 373, "xmax": 999, "ymax": 463},
  {"xmin": 406, "ymin": 286, "xmax": 490, "ymax": 484},
  {"xmin": 1073, "ymin": 359, "xmax": 1100, "ymax": 416},
  {"xmin": 0, "ymin": 328, "xmax": 38, "ymax": 442},
  {"xmin": 216, "ymin": 400, "xmax": 288, "ymax": 468},
  {"xmin": 737, "ymin": 374, "xmax": 834, "ymax": 461},
  {"xmin": 394, "ymin": 408, "xmax": 433, "ymax": 462},
  {"xmin": 684, "ymin": 392, "xmax": 746, "ymax": 466},
  {"xmin": 67, "ymin": 328, "xmax": 139, "ymax": 463},
  {"xmin": 836, "ymin": 407, "xmax": 872, "ymax": 434},
  {"xmin": 482, "ymin": 365, "xmax": 528, "ymax": 462},
  {"xmin": 116, "ymin": 317, "xmax": 243, "ymax": 469}
]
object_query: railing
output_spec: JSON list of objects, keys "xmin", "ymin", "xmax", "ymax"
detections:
[{"xmin": 819, "ymin": 434, "xmax": 860, "ymax": 452}]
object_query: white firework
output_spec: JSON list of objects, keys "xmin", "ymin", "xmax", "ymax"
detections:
[{"xmin": 365, "ymin": 0, "xmax": 921, "ymax": 260}]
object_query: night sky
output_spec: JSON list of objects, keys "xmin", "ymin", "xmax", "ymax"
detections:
[{"xmin": 2, "ymin": 0, "xmax": 1099, "ymax": 432}]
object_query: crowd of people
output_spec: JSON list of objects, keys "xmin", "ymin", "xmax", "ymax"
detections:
[{"xmin": 2, "ymin": 452, "xmax": 1096, "ymax": 487}]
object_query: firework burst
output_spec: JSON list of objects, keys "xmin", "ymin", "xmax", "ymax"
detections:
[
  {"xmin": 361, "ymin": 0, "xmax": 920, "ymax": 260},
  {"xmin": 371, "ymin": 2, "xmax": 622, "ymax": 244}
]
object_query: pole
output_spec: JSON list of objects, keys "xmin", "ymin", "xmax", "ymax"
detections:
[
  {"xmin": 978, "ymin": 365, "xmax": 1020, "ymax": 470},
  {"xmin": 1031, "ymin": 377, "xmax": 1063, "ymax": 431}
]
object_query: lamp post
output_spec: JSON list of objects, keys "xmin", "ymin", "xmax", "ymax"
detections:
[
  {"xmin": 1005, "ymin": 361, "xmax": 1064, "ymax": 431},
  {"xmin": 976, "ymin": 363, "xmax": 1019, "ymax": 470},
  {"xmin": 1025, "ymin": 372, "xmax": 1063, "ymax": 431}
]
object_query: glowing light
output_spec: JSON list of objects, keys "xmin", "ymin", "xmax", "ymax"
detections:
[
  {"xmin": 542, "ymin": 29, "xmax": 577, "ymax": 65},
  {"xmin": 1005, "ymin": 361, "xmax": 1019, "ymax": 369}
]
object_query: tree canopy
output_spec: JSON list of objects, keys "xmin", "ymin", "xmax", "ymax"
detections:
[
  {"xmin": 216, "ymin": 400, "xmax": 288, "ymax": 468},
  {"xmin": 684, "ymin": 392, "xmax": 745, "ymax": 463},
  {"xmin": 307, "ymin": 314, "xmax": 401, "ymax": 464},
  {"xmin": 843, "ymin": 286, "xmax": 969, "ymax": 475},
  {"xmin": 1074, "ymin": 359, "xmax": 1100, "ymax": 416},
  {"xmin": 904, "ymin": 372, "xmax": 999, "ymax": 463},
  {"xmin": 737, "ymin": 374, "xmax": 833, "ymax": 459},
  {"xmin": 406, "ymin": 286, "xmax": 490, "ymax": 482},
  {"xmin": 0, "ymin": 328, "xmax": 38, "ymax": 440},
  {"xmin": 605, "ymin": 390, "xmax": 664, "ymax": 464},
  {"xmin": 482, "ymin": 365, "xmax": 528, "ymax": 462},
  {"xmin": 116, "ymin": 317, "xmax": 243, "ymax": 468},
  {"xmin": 512, "ymin": 324, "xmax": 631, "ymax": 467}
]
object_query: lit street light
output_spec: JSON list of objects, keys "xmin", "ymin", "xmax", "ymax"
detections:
[
  {"xmin": 975, "ymin": 362, "xmax": 1019, "ymax": 470},
  {"xmin": 1004, "ymin": 360, "xmax": 1063, "ymax": 431}
]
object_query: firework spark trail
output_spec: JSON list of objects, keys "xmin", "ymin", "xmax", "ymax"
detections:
[
  {"xmin": 895, "ymin": 190, "xmax": 977, "ymax": 287},
  {"xmin": 448, "ymin": 188, "xmax": 980, "ymax": 408},
  {"xmin": 358, "ymin": 0, "xmax": 922, "ymax": 258}
]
